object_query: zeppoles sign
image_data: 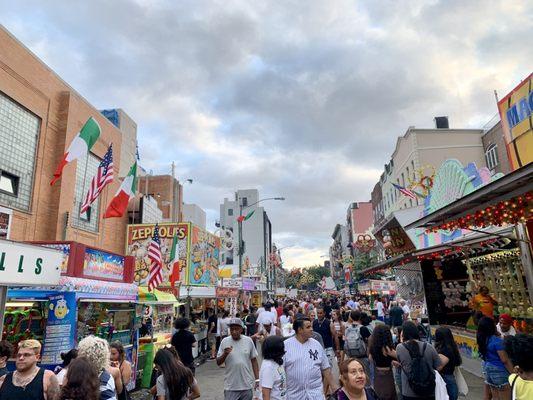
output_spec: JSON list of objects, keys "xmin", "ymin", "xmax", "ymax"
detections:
[
  {"xmin": 0, "ymin": 241, "xmax": 62, "ymax": 286},
  {"xmin": 128, "ymin": 224, "xmax": 188, "ymax": 241}
]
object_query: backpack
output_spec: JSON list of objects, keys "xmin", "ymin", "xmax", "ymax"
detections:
[
  {"xmin": 402, "ymin": 342, "xmax": 436, "ymax": 397},
  {"xmin": 344, "ymin": 324, "xmax": 367, "ymax": 358}
]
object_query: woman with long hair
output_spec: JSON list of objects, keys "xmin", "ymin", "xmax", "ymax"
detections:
[
  {"xmin": 434, "ymin": 327, "xmax": 462, "ymax": 400},
  {"xmin": 259, "ymin": 336, "xmax": 286, "ymax": 400},
  {"xmin": 60, "ymin": 357, "xmax": 100, "ymax": 400},
  {"xmin": 476, "ymin": 317, "xmax": 514, "ymax": 400},
  {"xmin": 110, "ymin": 342, "xmax": 132, "ymax": 400},
  {"xmin": 333, "ymin": 358, "xmax": 378, "ymax": 399},
  {"xmin": 368, "ymin": 324, "xmax": 397, "ymax": 400},
  {"xmin": 153, "ymin": 348, "xmax": 200, "ymax": 400}
]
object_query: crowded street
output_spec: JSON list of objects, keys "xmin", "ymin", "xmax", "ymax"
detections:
[{"xmin": 0, "ymin": 1, "xmax": 533, "ymax": 400}]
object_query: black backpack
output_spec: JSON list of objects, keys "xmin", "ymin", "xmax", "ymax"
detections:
[{"xmin": 402, "ymin": 342, "xmax": 435, "ymax": 396}]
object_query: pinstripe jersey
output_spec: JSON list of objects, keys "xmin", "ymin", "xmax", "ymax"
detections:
[{"xmin": 283, "ymin": 337, "xmax": 330, "ymax": 400}]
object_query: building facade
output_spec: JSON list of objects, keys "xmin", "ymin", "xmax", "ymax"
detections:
[
  {"xmin": 0, "ymin": 26, "xmax": 132, "ymax": 255},
  {"xmin": 481, "ymin": 121, "xmax": 512, "ymax": 175},
  {"xmin": 137, "ymin": 174, "xmax": 183, "ymax": 222},
  {"xmin": 372, "ymin": 122, "xmax": 487, "ymax": 227},
  {"xmin": 219, "ymin": 189, "xmax": 273, "ymax": 286},
  {"xmin": 182, "ymin": 203, "xmax": 206, "ymax": 230}
]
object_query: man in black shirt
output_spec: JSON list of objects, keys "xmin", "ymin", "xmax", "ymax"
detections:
[
  {"xmin": 171, "ymin": 318, "xmax": 197, "ymax": 375},
  {"xmin": 244, "ymin": 307, "xmax": 257, "ymax": 337},
  {"xmin": 207, "ymin": 309, "xmax": 218, "ymax": 360}
]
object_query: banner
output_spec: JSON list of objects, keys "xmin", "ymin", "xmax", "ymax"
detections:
[
  {"xmin": 126, "ymin": 223, "xmax": 190, "ymax": 286},
  {"xmin": 216, "ymin": 287, "xmax": 239, "ymax": 297},
  {"xmin": 83, "ymin": 247, "xmax": 125, "ymax": 281},
  {"xmin": 498, "ymin": 73, "xmax": 533, "ymax": 170},
  {"xmin": 41, "ymin": 292, "xmax": 77, "ymax": 365},
  {"xmin": 188, "ymin": 225, "xmax": 220, "ymax": 286}
]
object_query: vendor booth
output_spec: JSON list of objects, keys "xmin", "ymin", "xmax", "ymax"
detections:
[
  {"xmin": 403, "ymin": 161, "xmax": 533, "ymax": 359},
  {"xmin": 137, "ymin": 287, "xmax": 179, "ymax": 388},
  {"xmin": 2, "ymin": 241, "xmax": 137, "ymax": 385}
]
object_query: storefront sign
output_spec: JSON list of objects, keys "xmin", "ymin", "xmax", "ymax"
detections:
[
  {"xmin": 83, "ymin": 247, "xmax": 124, "ymax": 281},
  {"xmin": 188, "ymin": 225, "xmax": 221, "ymax": 286},
  {"xmin": 251, "ymin": 292, "xmax": 262, "ymax": 308},
  {"xmin": 0, "ymin": 241, "xmax": 62, "ymax": 286},
  {"xmin": 242, "ymin": 277, "xmax": 255, "ymax": 291},
  {"xmin": 498, "ymin": 73, "xmax": 533, "ymax": 170},
  {"xmin": 370, "ymin": 280, "xmax": 397, "ymax": 292},
  {"xmin": 222, "ymin": 277, "xmax": 242, "ymax": 289},
  {"xmin": 0, "ymin": 206, "xmax": 12, "ymax": 240},
  {"xmin": 41, "ymin": 292, "xmax": 77, "ymax": 365},
  {"xmin": 40, "ymin": 243, "xmax": 71, "ymax": 273},
  {"xmin": 126, "ymin": 223, "xmax": 190, "ymax": 286},
  {"xmin": 216, "ymin": 287, "xmax": 239, "ymax": 297}
]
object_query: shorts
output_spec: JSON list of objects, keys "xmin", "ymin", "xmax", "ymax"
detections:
[
  {"xmin": 483, "ymin": 362, "xmax": 510, "ymax": 389},
  {"xmin": 208, "ymin": 333, "xmax": 217, "ymax": 347},
  {"xmin": 224, "ymin": 389, "xmax": 253, "ymax": 400}
]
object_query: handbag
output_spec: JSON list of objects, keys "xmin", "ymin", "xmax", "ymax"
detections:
[
  {"xmin": 435, "ymin": 371, "xmax": 450, "ymax": 400},
  {"xmin": 454, "ymin": 367, "xmax": 468, "ymax": 397}
]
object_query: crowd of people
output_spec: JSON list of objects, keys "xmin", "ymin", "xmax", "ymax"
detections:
[{"xmin": 0, "ymin": 293, "xmax": 531, "ymax": 400}]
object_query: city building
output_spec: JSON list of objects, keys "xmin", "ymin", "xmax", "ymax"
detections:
[
  {"xmin": 481, "ymin": 120, "xmax": 512, "ymax": 175},
  {"xmin": 329, "ymin": 224, "xmax": 350, "ymax": 284},
  {"xmin": 346, "ymin": 202, "xmax": 373, "ymax": 246},
  {"xmin": 0, "ymin": 26, "xmax": 132, "ymax": 254},
  {"xmin": 371, "ymin": 118, "xmax": 487, "ymax": 226},
  {"xmin": 219, "ymin": 189, "xmax": 273, "ymax": 287},
  {"xmin": 137, "ymin": 174, "xmax": 183, "ymax": 222},
  {"xmin": 100, "ymin": 108, "xmax": 138, "ymax": 177},
  {"xmin": 182, "ymin": 203, "xmax": 206, "ymax": 230}
]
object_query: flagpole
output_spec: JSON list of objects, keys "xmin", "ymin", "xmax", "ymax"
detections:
[
  {"xmin": 99, "ymin": 184, "xmax": 110, "ymax": 247},
  {"xmin": 74, "ymin": 151, "xmax": 91, "ymax": 242}
]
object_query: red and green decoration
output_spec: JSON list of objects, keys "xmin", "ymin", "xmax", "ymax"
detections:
[
  {"xmin": 237, "ymin": 210, "xmax": 255, "ymax": 223},
  {"xmin": 426, "ymin": 192, "xmax": 532, "ymax": 233}
]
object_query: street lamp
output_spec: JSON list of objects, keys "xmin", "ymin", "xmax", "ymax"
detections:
[{"xmin": 238, "ymin": 197, "xmax": 285, "ymax": 277}]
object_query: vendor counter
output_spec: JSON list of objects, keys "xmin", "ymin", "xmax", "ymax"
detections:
[
  {"xmin": 431, "ymin": 325, "xmax": 479, "ymax": 359},
  {"xmin": 138, "ymin": 332, "xmax": 172, "ymax": 388}
]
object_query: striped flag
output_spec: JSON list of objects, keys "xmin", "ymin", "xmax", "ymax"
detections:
[
  {"xmin": 148, "ymin": 224, "xmax": 163, "ymax": 291},
  {"xmin": 80, "ymin": 144, "xmax": 114, "ymax": 215},
  {"xmin": 392, "ymin": 183, "xmax": 417, "ymax": 199}
]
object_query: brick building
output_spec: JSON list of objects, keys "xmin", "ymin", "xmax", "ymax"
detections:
[
  {"xmin": 0, "ymin": 26, "xmax": 132, "ymax": 255},
  {"xmin": 137, "ymin": 175, "xmax": 183, "ymax": 222}
]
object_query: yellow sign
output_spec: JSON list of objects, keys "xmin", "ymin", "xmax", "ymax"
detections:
[{"xmin": 498, "ymin": 73, "xmax": 533, "ymax": 170}]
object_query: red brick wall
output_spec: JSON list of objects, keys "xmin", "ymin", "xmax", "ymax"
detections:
[{"xmin": 0, "ymin": 27, "xmax": 129, "ymax": 255}]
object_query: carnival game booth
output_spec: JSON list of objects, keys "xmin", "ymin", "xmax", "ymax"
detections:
[
  {"xmin": 137, "ymin": 287, "xmax": 180, "ymax": 388},
  {"xmin": 3, "ymin": 241, "xmax": 138, "ymax": 383},
  {"xmin": 180, "ymin": 285, "xmax": 215, "ymax": 358},
  {"xmin": 405, "ymin": 163, "xmax": 533, "ymax": 359}
]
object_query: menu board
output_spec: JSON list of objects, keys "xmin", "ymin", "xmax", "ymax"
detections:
[{"xmin": 41, "ymin": 293, "xmax": 77, "ymax": 365}]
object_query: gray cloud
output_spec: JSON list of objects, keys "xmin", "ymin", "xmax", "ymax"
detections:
[{"xmin": 2, "ymin": 0, "xmax": 532, "ymax": 267}]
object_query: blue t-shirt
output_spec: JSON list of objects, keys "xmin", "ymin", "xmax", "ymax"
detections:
[{"xmin": 485, "ymin": 335, "xmax": 505, "ymax": 369}]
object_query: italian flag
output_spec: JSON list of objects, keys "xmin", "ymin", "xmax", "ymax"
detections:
[
  {"xmin": 169, "ymin": 235, "xmax": 181, "ymax": 287},
  {"xmin": 50, "ymin": 117, "xmax": 101, "ymax": 185},
  {"xmin": 103, "ymin": 162, "xmax": 137, "ymax": 218},
  {"xmin": 237, "ymin": 210, "xmax": 255, "ymax": 223}
]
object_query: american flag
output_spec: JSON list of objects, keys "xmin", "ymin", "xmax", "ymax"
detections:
[
  {"xmin": 392, "ymin": 182, "xmax": 417, "ymax": 200},
  {"xmin": 148, "ymin": 224, "xmax": 163, "ymax": 291},
  {"xmin": 80, "ymin": 144, "xmax": 114, "ymax": 214}
]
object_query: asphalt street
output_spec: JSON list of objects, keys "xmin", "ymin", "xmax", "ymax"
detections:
[{"xmin": 132, "ymin": 356, "xmax": 485, "ymax": 400}]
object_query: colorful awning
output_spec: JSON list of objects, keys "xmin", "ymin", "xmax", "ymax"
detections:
[{"xmin": 138, "ymin": 287, "xmax": 178, "ymax": 304}]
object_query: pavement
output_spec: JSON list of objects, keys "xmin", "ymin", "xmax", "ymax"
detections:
[{"xmin": 131, "ymin": 356, "xmax": 485, "ymax": 399}]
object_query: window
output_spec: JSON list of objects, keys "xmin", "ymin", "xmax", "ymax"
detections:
[
  {"xmin": 0, "ymin": 92, "xmax": 40, "ymax": 211},
  {"xmin": 0, "ymin": 171, "xmax": 19, "ymax": 196},
  {"xmin": 242, "ymin": 197, "xmax": 248, "ymax": 207},
  {"xmin": 72, "ymin": 152, "xmax": 101, "ymax": 232},
  {"xmin": 485, "ymin": 144, "xmax": 499, "ymax": 170},
  {"xmin": 228, "ymin": 208, "xmax": 233, "ymax": 216}
]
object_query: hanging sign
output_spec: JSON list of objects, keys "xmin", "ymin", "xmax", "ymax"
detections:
[
  {"xmin": 222, "ymin": 277, "xmax": 242, "ymax": 289},
  {"xmin": 83, "ymin": 248, "xmax": 125, "ymax": 281},
  {"xmin": 41, "ymin": 292, "xmax": 77, "ymax": 365},
  {"xmin": 216, "ymin": 287, "xmax": 239, "ymax": 297},
  {"xmin": 0, "ymin": 241, "xmax": 62, "ymax": 286}
]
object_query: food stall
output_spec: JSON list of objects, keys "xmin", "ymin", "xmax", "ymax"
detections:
[
  {"xmin": 137, "ymin": 287, "xmax": 180, "ymax": 388},
  {"xmin": 3, "ymin": 241, "xmax": 138, "ymax": 382},
  {"xmin": 404, "ymin": 161, "xmax": 533, "ymax": 359}
]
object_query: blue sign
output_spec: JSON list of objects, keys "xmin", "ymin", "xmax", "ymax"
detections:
[{"xmin": 41, "ymin": 292, "xmax": 77, "ymax": 366}]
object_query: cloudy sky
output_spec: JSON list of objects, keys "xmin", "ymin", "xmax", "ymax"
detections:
[{"xmin": 2, "ymin": 0, "xmax": 532, "ymax": 268}]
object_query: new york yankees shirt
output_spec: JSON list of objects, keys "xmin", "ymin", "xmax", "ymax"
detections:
[{"xmin": 283, "ymin": 337, "xmax": 330, "ymax": 400}]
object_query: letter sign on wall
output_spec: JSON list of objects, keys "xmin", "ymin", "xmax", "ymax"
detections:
[{"xmin": 0, "ymin": 241, "xmax": 63, "ymax": 286}]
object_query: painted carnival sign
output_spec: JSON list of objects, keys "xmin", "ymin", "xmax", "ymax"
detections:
[{"xmin": 188, "ymin": 225, "xmax": 220, "ymax": 286}]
